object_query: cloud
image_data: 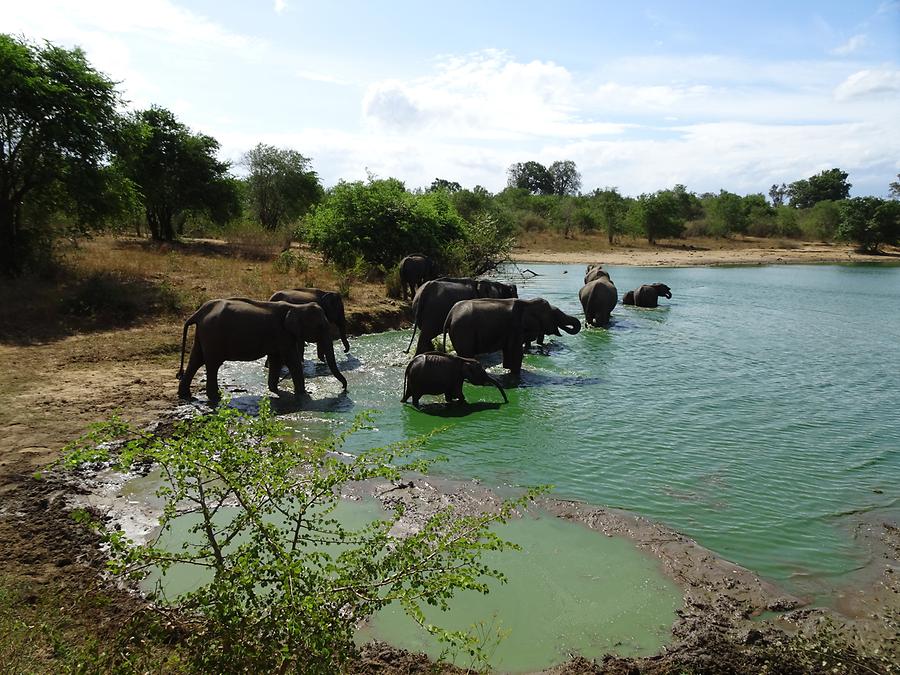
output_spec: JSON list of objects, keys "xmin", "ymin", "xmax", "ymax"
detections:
[
  {"xmin": 830, "ymin": 34, "xmax": 868, "ymax": 56},
  {"xmin": 835, "ymin": 69, "xmax": 900, "ymax": 100},
  {"xmin": 274, "ymin": 0, "xmax": 287, "ymax": 13}
]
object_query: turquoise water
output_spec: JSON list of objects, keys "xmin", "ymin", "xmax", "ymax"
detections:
[{"xmin": 218, "ymin": 263, "xmax": 900, "ymax": 596}]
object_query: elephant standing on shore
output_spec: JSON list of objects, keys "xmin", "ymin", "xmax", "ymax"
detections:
[
  {"xmin": 442, "ymin": 298, "xmax": 581, "ymax": 375},
  {"xmin": 269, "ymin": 287, "xmax": 351, "ymax": 359},
  {"xmin": 399, "ymin": 254, "xmax": 436, "ymax": 301},
  {"xmin": 584, "ymin": 264, "xmax": 610, "ymax": 284},
  {"xmin": 579, "ymin": 276, "xmax": 618, "ymax": 327},
  {"xmin": 623, "ymin": 283, "xmax": 672, "ymax": 308},
  {"xmin": 405, "ymin": 277, "xmax": 518, "ymax": 355},
  {"xmin": 402, "ymin": 352, "xmax": 508, "ymax": 407},
  {"xmin": 177, "ymin": 298, "xmax": 347, "ymax": 402}
]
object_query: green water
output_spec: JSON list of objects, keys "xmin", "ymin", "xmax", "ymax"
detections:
[
  {"xmin": 357, "ymin": 514, "xmax": 680, "ymax": 672},
  {"xmin": 217, "ymin": 263, "xmax": 900, "ymax": 597}
]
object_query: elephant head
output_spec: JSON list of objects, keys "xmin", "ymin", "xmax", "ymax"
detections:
[
  {"xmin": 584, "ymin": 264, "xmax": 610, "ymax": 284},
  {"xmin": 650, "ymin": 283, "xmax": 673, "ymax": 299},
  {"xmin": 318, "ymin": 291, "xmax": 351, "ymax": 353},
  {"xmin": 284, "ymin": 304, "xmax": 347, "ymax": 390},
  {"xmin": 476, "ymin": 279, "xmax": 518, "ymax": 298},
  {"xmin": 459, "ymin": 357, "xmax": 508, "ymax": 403},
  {"xmin": 521, "ymin": 298, "xmax": 581, "ymax": 339}
]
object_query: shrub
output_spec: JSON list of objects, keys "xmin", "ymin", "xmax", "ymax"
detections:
[
  {"xmin": 384, "ymin": 265, "xmax": 403, "ymax": 299},
  {"xmin": 837, "ymin": 197, "xmax": 900, "ymax": 252}
]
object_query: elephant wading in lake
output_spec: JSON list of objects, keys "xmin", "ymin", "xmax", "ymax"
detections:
[
  {"xmin": 579, "ymin": 276, "xmax": 618, "ymax": 327},
  {"xmin": 398, "ymin": 254, "xmax": 436, "ymax": 301},
  {"xmin": 584, "ymin": 264, "xmax": 610, "ymax": 285},
  {"xmin": 269, "ymin": 287, "xmax": 351, "ymax": 360},
  {"xmin": 177, "ymin": 298, "xmax": 347, "ymax": 402},
  {"xmin": 404, "ymin": 277, "xmax": 518, "ymax": 356},
  {"xmin": 442, "ymin": 298, "xmax": 581, "ymax": 375},
  {"xmin": 402, "ymin": 351, "xmax": 508, "ymax": 407},
  {"xmin": 623, "ymin": 283, "xmax": 672, "ymax": 308}
]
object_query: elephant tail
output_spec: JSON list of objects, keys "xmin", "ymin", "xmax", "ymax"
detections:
[
  {"xmin": 176, "ymin": 307, "xmax": 202, "ymax": 379},
  {"xmin": 441, "ymin": 310, "xmax": 453, "ymax": 353},
  {"xmin": 403, "ymin": 291, "xmax": 424, "ymax": 354}
]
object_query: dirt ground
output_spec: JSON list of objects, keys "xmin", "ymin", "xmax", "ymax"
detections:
[{"xmin": 1, "ymin": 234, "xmax": 897, "ymax": 673}]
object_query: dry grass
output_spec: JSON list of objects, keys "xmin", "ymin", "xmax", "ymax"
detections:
[{"xmin": 514, "ymin": 230, "xmax": 805, "ymax": 254}]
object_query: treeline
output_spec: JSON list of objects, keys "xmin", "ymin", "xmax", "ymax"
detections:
[{"xmin": 3, "ymin": 34, "xmax": 899, "ymax": 278}]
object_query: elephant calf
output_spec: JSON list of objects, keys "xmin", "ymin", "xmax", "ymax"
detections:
[
  {"xmin": 622, "ymin": 283, "xmax": 672, "ymax": 308},
  {"xmin": 269, "ymin": 287, "xmax": 350, "ymax": 358},
  {"xmin": 580, "ymin": 276, "xmax": 618, "ymax": 327},
  {"xmin": 398, "ymin": 254, "xmax": 435, "ymax": 301},
  {"xmin": 402, "ymin": 352, "xmax": 507, "ymax": 407},
  {"xmin": 177, "ymin": 298, "xmax": 347, "ymax": 403}
]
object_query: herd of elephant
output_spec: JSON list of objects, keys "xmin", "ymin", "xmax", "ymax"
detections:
[{"xmin": 175, "ymin": 253, "xmax": 672, "ymax": 408}]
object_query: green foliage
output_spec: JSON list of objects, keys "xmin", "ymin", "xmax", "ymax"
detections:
[
  {"xmin": 590, "ymin": 188, "xmax": 628, "ymax": 244},
  {"xmin": 117, "ymin": 106, "xmax": 239, "ymax": 241},
  {"xmin": 798, "ymin": 200, "xmax": 841, "ymax": 240},
  {"xmin": 429, "ymin": 178, "xmax": 462, "ymax": 193},
  {"xmin": 890, "ymin": 173, "xmax": 900, "ymax": 199},
  {"xmin": 0, "ymin": 34, "xmax": 129, "ymax": 275},
  {"xmin": 548, "ymin": 160, "xmax": 582, "ymax": 196},
  {"xmin": 451, "ymin": 185, "xmax": 494, "ymax": 222},
  {"xmin": 446, "ymin": 212, "xmax": 516, "ymax": 276},
  {"xmin": 384, "ymin": 265, "xmax": 403, "ymax": 299},
  {"xmin": 837, "ymin": 196, "xmax": 900, "ymax": 252},
  {"xmin": 707, "ymin": 190, "xmax": 749, "ymax": 237},
  {"xmin": 788, "ymin": 168, "xmax": 851, "ymax": 209},
  {"xmin": 506, "ymin": 161, "xmax": 554, "ymax": 195},
  {"xmin": 62, "ymin": 402, "xmax": 543, "ymax": 673},
  {"xmin": 272, "ymin": 249, "xmax": 310, "ymax": 275},
  {"xmin": 243, "ymin": 143, "xmax": 323, "ymax": 231},
  {"xmin": 627, "ymin": 190, "xmax": 687, "ymax": 244}
]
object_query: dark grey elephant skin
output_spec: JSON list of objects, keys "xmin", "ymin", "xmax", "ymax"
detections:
[
  {"xmin": 399, "ymin": 254, "xmax": 435, "ymax": 301},
  {"xmin": 405, "ymin": 277, "xmax": 518, "ymax": 355},
  {"xmin": 442, "ymin": 297, "xmax": 581, "ymax": 375},
  {"xmin": 177, "ymin": 298, "xmax": 347, "ymax": 402},
  {"xmin": 584, "ymin": 264, "xmax": 610, "ymax": 285},
  {"xmin": 622, "ymin": 283, "xmax": 673, "ymax": 308},
  {"xmin": 402, "ymin": 351, "xmax": 508, "ymax": 407},
  {"xmin": 269, "ymin": 287, "xmax": 351, "ymax": 357},
  {"xmin": 579, "ymin": 277, "xmax": 618, "ymax": 327}
]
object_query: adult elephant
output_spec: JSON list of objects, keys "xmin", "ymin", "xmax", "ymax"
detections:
[
  {"xmin": 402, "ymin": 351, "xmax": 508, "ymax": 407},
  {"xmin": 269, "ymin": 287, "xmax": 351, "ymax": 358},
  {"xmin": 177, "ymin": 298, "xmax": 347, "ymax": 402},
  {"xmin": 404, "ymin": 277, "xmax": 518, "ymax": 356},
  {"xmin": 579, "ymin": 276, "xmax": 618, "ymax": 327},
  {"xmin": 622, "ymin": 283, "xmax": 672, "ymax": 308},
  {"xmin": 584, "ymin": 264, "xmax": 610, "ymax": 284},
  {"xmin": 398, "ymin": 254, "xmax": 435, "ymax": 301},
  {"xmin": 442, "ymin": 298, "xmax": 581, "ymax": 375}
]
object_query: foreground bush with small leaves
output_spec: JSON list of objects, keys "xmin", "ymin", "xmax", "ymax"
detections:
[{"xmin": 62, "ymin": 401, "xmax": 543, "ymax": 673}]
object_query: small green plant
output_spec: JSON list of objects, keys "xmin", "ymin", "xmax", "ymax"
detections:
[
  {"xmin": 62, "ymin": 401, "xmax": 543, "ymax": 673},
  {"xmin": 272, "ymin": 248, "xmax": 310, "ymax": 275},
  {"xmin": 384, "ymin": 265, "xmax": 402, "ymax": 299}
]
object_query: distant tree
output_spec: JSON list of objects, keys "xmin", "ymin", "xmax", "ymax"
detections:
[
  {"xmin": 590, "ymin": 188, "xmax": 627, "ymax": 244},
  {"xmin": 429, "ymin": 178, "xmax": 462, "ymax": 193},
  {"xmin": 242, "ymin": 144, "xmax": 322, "ymax": 230},
  {"xmin": 769, "ymin": 183, "xmax": 787, "ymax": 207},
  {"xmin": 837, "ymin": 197, "xmax": 900, "ymax": 253},
  {"xmin": 548, "ymin": 160, "xmax": 582, "ymax": 196},
  {"xmin": 669, "ymin": 184, "xmax": 704, "ymax": 221},
  {"xmin": 788, "ymin": 168, "xmax": 851, "ymax": 208},
  {"xmin": 451, "ymin": 185, "xmax": 493, "ymax": 222},
  {"xmin": 889, "ymin": 174, "xmax": 900, "ymax": 199},
  {"xmin": 801, "ymin": 200, "xmax": 841, "ymax": 240},
  {"xmin": 708, "ymin": 190, "xmax": 749, "ymax": 237},
  {"xmin": 0, "ymin": 34, "xmax": 126, "ymax": 275},
  {"xmin": 506, "ymin": 161, "xmax": 554, "ymax": 195},
  {"xmin": 627, "ymin": 191, "xmax": 686, "ymax": 244},
  {"xmin": 118, "ymin": 107, "xmax": 238, "ymax": 241}
]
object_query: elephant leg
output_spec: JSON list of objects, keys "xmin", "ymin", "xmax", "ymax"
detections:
[
  {"xmin": 178, "ymin": 343, "xmax": 204, "ymax": 399},
  {"xmin": 316, "ymin": 343, "xmax": 327, "ymax": 363},
  {"xmin": 415, "ymin": 331, "xmax": 434, "ymax": 356},
  {"xmin": 267, "ymin": 354, "xmax": 283, "ymax": 393},
  {"xmin": 412, "ymin": 395, "xmax": 421, "ymax": 407},
  {"xmin": 284, "ymin": 351, "xmax": 306, "ymax": 399},
  {"xmin": 205, "ymin": 362, "xmax": 222, "ymax": 403}
]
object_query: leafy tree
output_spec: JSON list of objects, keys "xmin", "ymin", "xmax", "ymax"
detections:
[
  {"xmin": 837, "ymin": 197, "xmax": 900, "ymax": 252},
  {"xmin": 447, "ymin": 211, "xmax": 516, "ymax": 276},
  {"xmin": 743, "ymin": 193, "xmax": 776, "ymax": 236},
  {"xmin": 590, "ymin": 188, "xmax": 627, "ymax": 244},
  {"xmin": 801, "ymin": 200, "xmax": 841, "ymax": 240},
  {"xmin": 548, "ymin": 160, "xmax": 582, "ymax": 196},
  {"xmin": 0, "ymin": 34, "xmax": 125, "ymax": 275},
  {"xmin": 242, "ymin": 143, "xmax": 322, "ymax": 230},
  {"xmin": 627, "ymin": 191, "xmax": 686, "ymax": 244},
  {"xmin": 708, "ymin": 190, "xmax": 749, "ymax": 237},
  {"xmin": 118, "ymin": 107, "xmax": 239, "ymax": 241},
  {"xmin": 506, "ymin": 161, "xmax": 554, "ymax": 195},
  {"xmin": 429, "ymin": 178, "xmax": 462, "ymax": 193},
  {"xmin": 669, "ymin": 184, "xmax": 703, "ymax": 222},
  {"xmin": 769, "ymin": 183, "xmax": 787, "ymax": 207},
  {"xmin": 788, "ymin": 168, "xmax": 851, "ymax": 208},
  {"xmin": 451, "ymin": 185, "xmax": 492, "ymax": 222},
  {"xmin": 889, "ymin": 173, "xmax": 900, "ymax": 199}
]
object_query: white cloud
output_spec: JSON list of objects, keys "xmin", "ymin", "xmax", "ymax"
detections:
[
  {"xmin": 835, "ymin": 69, "xmax": 900, "ymax": 100},
  {"xmin": 274, "ymin": 0, "xmax": 288, "ymax": 14},
  {"xmin": 830, "ymin": 34, "xmax": 868, "ymax": 56}
]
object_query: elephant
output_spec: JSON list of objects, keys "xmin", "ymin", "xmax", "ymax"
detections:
[
  {"xmin": 398, "ymin": 254, "xmax": 436, "ymax": 301},
  {"xmin": 579, "ymin": 276, "xmax": 618, "ymax": 327},
  {"xmin": 404, "ymin": 277, "xmax": 518, "ymax": 356},
  {"xmin": 176, "ymin": 298, "xmax": 347, "ymax": 402},
  {"xmin": 442, "ymin": 297, "xmax": 581, "ymax": 375},
  {"xmin": 268, "ymin": 287, "xmax": 351, "ymax": 360},
  {"xmin": 622, "ymin": 283, "xmax": 673, "ymax": 308},
  {"xmin": 584, "ymin": 264, "xmax": 610, "ymax": 285},
  {"xmin": 401, "ymin": 351, "xmax": 508, "ymax": 407}
]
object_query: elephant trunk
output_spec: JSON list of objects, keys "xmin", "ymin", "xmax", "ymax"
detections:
[
  {"xmin": 321, "ymin": 340, "xmax": 348, "ymax": 390},
  {"xmin": 339, "ymin": 321, "xmax": 350, "ymax": 353},
  {"xmin": 561, "ymin": 315, "xmax": 581, "ymax": 335},
  {"xmin": 486, "ymin": 374, "xmax": 508, "ymax": 403}
]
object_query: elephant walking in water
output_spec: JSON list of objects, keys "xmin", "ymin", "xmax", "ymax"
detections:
[
  {"xmin": 404, "ymin": 277, "xmax": 518, "ymax": 356},
  {"xmin": 269, "ymin": 287, "xmax": 351, "ymax": 359},
  {"xmin": 177, "ymin": 298, "xmax": 347, "ymax": 402},
  {"xmin": 442, "ymin": 297, "xmax": 580, "ymax": 375},
  {"xmin": 583, "ymin": 264, "xmax": 610, "ymax": 284},
  {"xmin": 398, "ymin": 254, "xmax": 436, "ymax": 301},
  {"xmin": 402, "ymin": 352, "xmax": 508, "ymax": 407},
  {"xmin": 580, "ymin": 275, "xmax": 618, "ymax": 327},
  {"xmin": 623, "ymin": 283, "xmax": 672, "ymax": 308}
]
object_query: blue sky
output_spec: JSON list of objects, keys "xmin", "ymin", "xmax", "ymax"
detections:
[{"xmin": 5, "ymin": 0, "xmax": 900, "ymax": 196}]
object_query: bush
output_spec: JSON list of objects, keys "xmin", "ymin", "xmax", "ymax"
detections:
[
  {"xmin": 837, "ymin": 197, "xmax": 900, "ymax": 252},
  {"xmin": 384, "ymin": 265, "xmax": 403, "ymax": 299},
  {"xmin": 272, "ymin": 248, "xmax": 309, "ymax": 275}
]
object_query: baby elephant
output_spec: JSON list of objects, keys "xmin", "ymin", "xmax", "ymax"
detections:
[
  {"xmin": 623, "ymin": 283, "xmax": 672, "ymax": 308},
  {"xmin": 402, "ymin": 352, "xmax": 508, "ymax": 407}
]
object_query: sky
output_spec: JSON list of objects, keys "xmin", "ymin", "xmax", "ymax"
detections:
[{"xmin": 4, "ymin": 0, "xmax": 900, "ymax": 197}]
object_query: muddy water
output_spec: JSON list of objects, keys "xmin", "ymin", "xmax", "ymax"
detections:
[{"xmin": 212, "ymin": 263, "xmax": 900, "ymax": 600}]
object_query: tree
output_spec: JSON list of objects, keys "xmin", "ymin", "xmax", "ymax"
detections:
[
  {"xmin": 787, "ymin": 168, "xmax": 851, "ymax": 208},
  {"xmin": 506, "ymin": 161, "xmax": 553, "ymax": 195},
  {"xmin": 118, "ymin": 107, "xmax": 238, "ymax": 241},
  {"xmin": 769, "ymin": 183, "xmax": 787, "ymax": 207},
  {"xmin": 708, "ymin": 190, "xmax": 749, "ymax": 237},
  {"xmin": 547, "ymin": 160, "xmax": 581, "ymax": 196},
  {"xmin": 627, "ymin": 191, "xmax": 686, "ymax": 244},
  {"xmin": 837, "ymin": 197, "xmax": 900, "ymax": 252},
  {"xmin": 590, "ymin": 188, "xmax": 627, "ymax": 244},
  {"xmin": 242, "ymin": 144, "xmax": 322, "ymax": 231},
  {"xmin": 0, "ymin": 34, "xmax": 125, "ymax": 275},
  {"xmin": 429, "ymin": 178, "xmax": 462, "ymax": 193},
  {"xmin": 889, "ymin": 174, "xmax": 900, "ymax": 199}
]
